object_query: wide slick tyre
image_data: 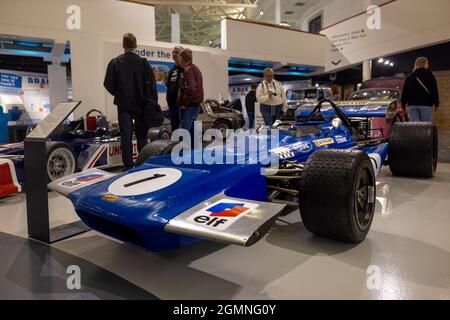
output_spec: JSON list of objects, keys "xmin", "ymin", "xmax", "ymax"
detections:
[
  {"xmin": 134, "ymin": 140, "xmax": 178, "ymax": 167},
  {"xmin": 299, "ymin": 150, "xmax": 376, "ymax": 243},
  {"xmin": 389, "ymin": 122, "xmax": 438, "ymax": 178}
]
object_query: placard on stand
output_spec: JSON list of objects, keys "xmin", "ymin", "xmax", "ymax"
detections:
[{"xmin": 24, "ymin": 101, "xmax": 90, "ymax": 243}]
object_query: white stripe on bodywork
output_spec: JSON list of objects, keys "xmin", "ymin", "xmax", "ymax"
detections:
[
  {"xmin": 0, "ymin": 158, "xmax": 21, "ymax": 192},
  {"xmin": 83, "ymin": 145, "xmax": 107, "ymax": 170},
  {"xmin": 368, "ymin": 153, "xmax": 382, "ymax": 176}
]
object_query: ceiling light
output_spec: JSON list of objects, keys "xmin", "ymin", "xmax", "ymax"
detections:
[
  {"xmin": 259, "ymin": 11, "xmax": 264, "ymax": 16},
  {"xmin": 390, "ymin": 62, "xmax": 394, "ymax": 67},
  {"xmin": 384, "ymin": 60, "xmax": 390, "ymax": 65},
  {"xmin": 378, "ymin": 58, "xmax": 384, "ymax": 63}
]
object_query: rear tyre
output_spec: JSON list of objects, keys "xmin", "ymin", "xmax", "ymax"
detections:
[
  {"xmin": 134, "ymin": 140, "xmax": 178, "ymax": 167},
  {"xmin": 299, "ymin": 150, "xmax": 376, "ymax": 243},
  {"xmin": 389, "ymin": 122, "xmax": 438, "ymax": 178},
  {"xmin": 46, "ymin": 142, "xmax": 78, "ymax": 181}
]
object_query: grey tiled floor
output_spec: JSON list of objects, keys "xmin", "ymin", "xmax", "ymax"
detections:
[{"xmin": 1, "ymin": 164, "xmax": 449, "ymax": 300}]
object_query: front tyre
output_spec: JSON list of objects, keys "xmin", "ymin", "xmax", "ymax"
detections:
[{"xmin": 299, "ymin": 150, "xmax": 376, "ymax": 243}]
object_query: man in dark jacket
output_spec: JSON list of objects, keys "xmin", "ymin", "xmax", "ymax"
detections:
[
  {"xmin": 104, "ymin": 33, "xmax": 158, "ymax": 169},
  {"xmin": 177, "ymin": 48, "xmax": 204, "ymax": 133},
  {"xmin": 401, "ymin": 57, "xmax": 440, "ymax": 122},
  {"xmin": 245, "ymin": 84, "xmax": 257, "ymax": 128},
  {"xmin": 165, "ymin": 46, "xmax": 183, "ymax": 131}
]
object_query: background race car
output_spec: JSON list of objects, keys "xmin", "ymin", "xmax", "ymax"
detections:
[{"xmin": 0, "ymin": 109, "xmax": 139, "ymax": 198}]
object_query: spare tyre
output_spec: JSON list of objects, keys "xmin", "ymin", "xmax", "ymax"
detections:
[{"xmin": 389, "ymin": 122, "xmax": 438, "ymax": 178}]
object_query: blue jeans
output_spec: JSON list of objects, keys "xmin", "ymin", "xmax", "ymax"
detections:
[
  {"xmin": 408, "ymin": 106, "xmax": 433, "ymax": 122},
  {"xmin": 260, "ymin": 104, "xmax": 282, "ymax": 126},
  {"xmin": 179, "ymin": 106, "xmax": 200, "ymax": 131}
]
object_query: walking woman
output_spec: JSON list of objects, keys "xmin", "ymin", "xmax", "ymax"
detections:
[
  {"xmin": 401, "ymin": 57, "xmax": 440, "ymax": 122},
  {"xmin": 256, "ymin": 68, "xmax": 287, "ymax": 126}
]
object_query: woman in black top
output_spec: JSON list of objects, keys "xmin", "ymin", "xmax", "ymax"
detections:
[{"xmin": 401, "ymin": 57, "xmax": 440, "ymax": 122}]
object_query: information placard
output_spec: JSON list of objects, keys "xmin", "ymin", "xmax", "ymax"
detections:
[{"xmin": 26, "ymin": 101, "xmax": 81, "ymax": 140}]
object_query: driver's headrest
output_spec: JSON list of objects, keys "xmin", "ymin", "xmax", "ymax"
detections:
[{"xmin": 84, "ymin": 116, "xmax": 97, "ymax": 132}]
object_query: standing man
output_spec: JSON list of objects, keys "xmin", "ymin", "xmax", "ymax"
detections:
[
  {"xmin": 256, "ymin": 68, "xmax": 287, "ymax": 126},
  {"xmin": 245, "ymin": 84, "xmax": 257, "ymax": 129},
  {"xmin": 401, "ymin": 57, "xmax": 440, "ymax": 122},
  {"xmin": 178, "ymin": 48, "xmax": 204, "ymax": 135},
  {"xmin": 166, "ymin": 46, "xmax": 184, "ymax": 131},
  {"xmin": 104, "ymin": 33, "xmax": 158, "ymax": 170}
]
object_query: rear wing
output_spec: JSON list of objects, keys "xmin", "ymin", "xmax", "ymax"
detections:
[{"xmin": 296, "ymin": 100, "xmax": 396, "ymax": 119}]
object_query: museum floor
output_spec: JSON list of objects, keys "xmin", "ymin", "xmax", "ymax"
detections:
[{"xmin": 1, "ymin": 131, "xmax": 449, "ymax": 300}]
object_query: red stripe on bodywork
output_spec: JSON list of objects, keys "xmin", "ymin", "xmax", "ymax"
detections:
[
  {"xmin": 88, "ymin": 147, "xmax": 106, "ymax": 169},
  {"xmin": 0, "ymin": 163, "xmax": 19, "ymax": 197}
]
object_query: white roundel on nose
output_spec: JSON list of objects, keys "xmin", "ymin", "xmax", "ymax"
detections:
[
  {"xmin": 368, "ymin": 153, "xmax": 382, "ymax": 176},
  {"xmin": 108, "ymin": 168, "xmax": 182, "ymax": 196}
]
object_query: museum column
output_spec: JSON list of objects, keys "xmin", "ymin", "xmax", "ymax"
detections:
[
  {"xmin": 47, "ymin": 43, "xmax": 68, "ymax": 111},
  {"xmin": 363, "ymin": 59, "xmax": 372, "ymax": 82}
]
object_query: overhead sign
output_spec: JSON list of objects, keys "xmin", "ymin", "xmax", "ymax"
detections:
[{"xmin": 321, "ymin": 0, "xmax": 450, "ymax": 72}]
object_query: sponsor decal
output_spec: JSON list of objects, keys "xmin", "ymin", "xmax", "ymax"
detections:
[
  {"xmin": 336, "ymin": 101, "xmax": 370, "ymax": 107},
  {"xmin": 313, "ymin": 138, "xmax": 335, "ymax": 147},
  {"xmin": 102, "ymin": 194, "xmax": 119, "ymax": 203},
  {"xmin": 335, "ymin": 135, "xmax": 348, "ymax": 144},
  {"xmin": 291, "ymin": 142, "xmax": 313, "ymax": 153},
  {"xmin": 271, "ymin": 147, "xmax": 294, "ymax": 160},
  {"xmin": 272, "ymin": 142, "xmax": 313, "ymax": 159},
  {"xmin": 187, "ymin": 199, "xmax": 259, "ymax": 231},
  {"xmin": 59, "ymin": 173, "xmax": 107, "ymax": 188}
]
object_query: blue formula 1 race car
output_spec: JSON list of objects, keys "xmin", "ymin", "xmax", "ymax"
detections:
[
  {"xmin": 49, "ymin": 100, "xmax": 438, "ymax": 251},
  {"xmin": 0, "ymin": 108, "xmax": 171, "ymax": 198}
]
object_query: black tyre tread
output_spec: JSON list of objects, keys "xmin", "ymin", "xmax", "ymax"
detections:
[
  {"xmin": 299, "ymin": 149, "xmax": 375, "ymax": 243},
  {"xmin": 135, "ymin": 140, "xmax": 178, "ymax": 167},
  {"xmin": 389, "ymin": 122, "xmax": 438, "ymax": 178}
]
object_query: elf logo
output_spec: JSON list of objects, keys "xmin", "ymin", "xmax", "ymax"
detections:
[{"xmin": 188, "ymin": 200, "xmax": 259, "ymax": 231}]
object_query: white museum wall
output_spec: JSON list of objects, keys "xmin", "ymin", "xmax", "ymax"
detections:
[
  {"xmin": 0, "ymin": 0, "xmax": 155, "ymax": 117},
  {"xmin": 298, "ymin": 0, "xmax": 390, "ymax": 31},
  {"xmin": 221, "ymin": 19, "xmax": 326, "ymax": 68}
]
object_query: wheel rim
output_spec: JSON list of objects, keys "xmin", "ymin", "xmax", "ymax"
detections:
[
  {"xmin": 47, "ymin": 148, "xmax": 76, "ymax": 181},
  {"xmin": 354, "ymin": 165, "xmax": 375, "ymax": 231},
  {"xmin": 160, "ymin": 131, "xmax": 171, "ymax": 140},
  {"xmin": 216, "ymin": 124, "xmax": 230, "ymax": 137}
]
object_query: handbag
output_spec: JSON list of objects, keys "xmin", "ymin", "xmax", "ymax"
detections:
[{"xmin": 144, "ymin": 98, "xmax": 165, "ymax": 128}]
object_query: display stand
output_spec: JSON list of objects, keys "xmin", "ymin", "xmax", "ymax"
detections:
[{"xmin": 24, "ymin": 101, "xmax": 90, "ymax": 243}]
